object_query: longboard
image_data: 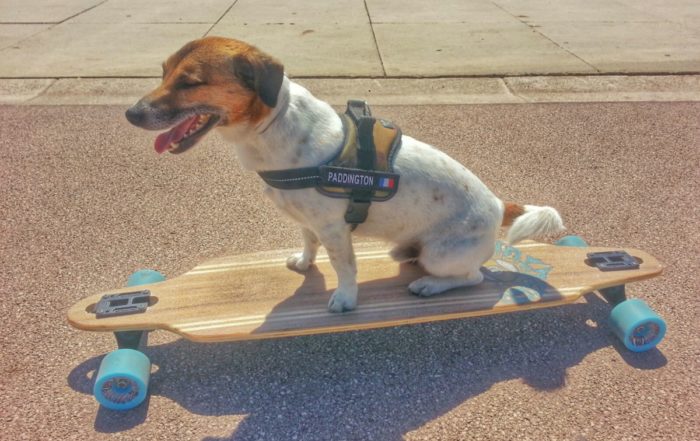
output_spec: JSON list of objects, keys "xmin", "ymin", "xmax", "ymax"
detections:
[
  {"xmin": 69, "ymin": 238, "xmax": 666, "ymax": 410},
  {"xmin": 68, "ymin": 240, "xmax": 662, "ymax": 342}
]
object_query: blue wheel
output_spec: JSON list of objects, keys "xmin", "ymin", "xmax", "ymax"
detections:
[
  {"xmin": 127, "ymin": 269, "xmax": 165, "ymax": 287},
  {"xmin": 93, "ymin": 349, "xmax": 150, "ymax": 410},
  {"xmin": 609, "ymin": 299, "xmax": 666, "ymax": 352},
  {"xmin": 92, "ymin": 269, "xmax": 163, "ymax": 410},
  {"xmin": 555, "ymin": 235, "xmax": 588, "ymax": 247}
]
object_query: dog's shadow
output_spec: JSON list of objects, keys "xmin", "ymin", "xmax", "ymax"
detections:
[{"xmin": 67, "ymin": 267, "xmax": 667, "ymax": 440}]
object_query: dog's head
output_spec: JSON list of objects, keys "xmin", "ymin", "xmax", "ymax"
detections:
[{"xmin": 125, "ymin": 37, "xmax": 284, "ymax": 154}]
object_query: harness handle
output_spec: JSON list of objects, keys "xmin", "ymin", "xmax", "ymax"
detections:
[{"xmin": 345, "ymin": 100, "xmax": 372, "ymax": 126}]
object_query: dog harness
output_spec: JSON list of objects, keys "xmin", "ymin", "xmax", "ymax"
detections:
[{"xmin": 258, "ymin": 100, "xmax": 402, "ymax": 229}]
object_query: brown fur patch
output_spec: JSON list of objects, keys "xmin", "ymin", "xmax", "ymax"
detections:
[
  {"xmin": 502, "ymin": 202, "xmax": 525, "ymax": 227},
  {"xmin": 149, "ymin": 37, "xmax": 280, "ymax": 126}
]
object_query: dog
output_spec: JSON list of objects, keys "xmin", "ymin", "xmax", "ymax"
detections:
[{"xmin": 125, "ymin": 37, "xmax": 565, "ymax": 313}]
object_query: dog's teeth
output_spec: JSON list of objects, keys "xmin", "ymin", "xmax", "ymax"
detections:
[
  {"xmin": 180, "ymin": 115, "xmax": 209, "ymax": 140},
  {"xmin": 184, "ymin": 117, "xmax": 206, "ymax": 137}
]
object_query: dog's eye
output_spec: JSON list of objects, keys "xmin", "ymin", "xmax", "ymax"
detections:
[{"xmin": 176, "ymin": 78, "xmax": 205, "ymax": 90}]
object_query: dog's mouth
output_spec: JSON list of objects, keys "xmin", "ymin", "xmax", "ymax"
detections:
[{"xmin": 154, "ymin": 113, "xmax": 220, "ymax": 154}]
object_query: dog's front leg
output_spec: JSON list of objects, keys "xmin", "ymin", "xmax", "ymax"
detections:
[
  {"xmin": 318, "ymin": 224, "xmax": 357, "ymax": 313},
  {"xmin": 286, "ymin": 227, "xmax": 321, "ymax": 271}
]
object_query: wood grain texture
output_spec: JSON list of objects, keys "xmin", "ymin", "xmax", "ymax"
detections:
[{"xmin": 67, "ymin": 241, "xmax": 662, "ymax": 342}]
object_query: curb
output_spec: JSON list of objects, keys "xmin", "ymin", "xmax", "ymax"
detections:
[{"xmin": 2, "ymin": 75, "xmax": 699, "ymax": 106}]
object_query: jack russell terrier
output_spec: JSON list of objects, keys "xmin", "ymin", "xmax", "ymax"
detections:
[{"xmin": 125, "ymin": 37, "xmax": 565, "ymax": 313}]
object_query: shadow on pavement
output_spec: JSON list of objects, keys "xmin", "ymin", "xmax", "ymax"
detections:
[{"xmin": 67, "ymin": 290, "xmax": 666, "ymax": 440}]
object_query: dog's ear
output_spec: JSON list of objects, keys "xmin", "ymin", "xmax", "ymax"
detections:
[{"xmin": 233, "ymin": 53, "xmax": 285, "ymax": 108}]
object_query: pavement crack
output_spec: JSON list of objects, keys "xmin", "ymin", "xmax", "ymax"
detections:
[
  {"xmin": 204, "ymin": 1, "xmax": 239, "ymax": 37},
  {"xmin": 501, "ymin": 77, "xmax": 529, "ymax": 103},
  {"xmin": 487, "ymin": 0, "xmax": 601, "ymax": 73},
  {"xmin": 0, "ymin": 25, "xmax": 54, "ymax": 51},
  {"xmin": 25, "ymin": 78, "xmax": 60, "ymax": 103},
  {"xmin": 57, "ymin": 0, "xmax": 109, "ymax": 24},
  {"xmin": 364, "ymin": 0, "xmax": 387, "ymax": 77}
]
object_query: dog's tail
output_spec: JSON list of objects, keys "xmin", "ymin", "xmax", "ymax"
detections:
[{"xmin": 502, "ymin": 202, "xmax": 565, "ymax": 244}]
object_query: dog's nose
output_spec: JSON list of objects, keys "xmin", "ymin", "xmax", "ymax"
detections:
[{"xmin": 125, "ymin": 102, "xmax": 147, "ymax": 127}]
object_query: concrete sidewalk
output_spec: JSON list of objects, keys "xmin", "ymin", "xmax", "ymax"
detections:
[{"xmin": 1, "ymin": 0, "xmax": 699, "ymax": 78}]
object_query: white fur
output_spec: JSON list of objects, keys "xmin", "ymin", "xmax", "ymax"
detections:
[
  {"xmin": 218, "ymin": 77, "xmax": 564, "ymax": 312},
  {"xmin": 506, "ymin": 205, "xmax": 565, "ymax": 244}
]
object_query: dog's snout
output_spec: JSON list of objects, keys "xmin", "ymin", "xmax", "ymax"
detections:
[{"xmin": 125, "ymin": 101, "xmax": 147, "ymax": 127}]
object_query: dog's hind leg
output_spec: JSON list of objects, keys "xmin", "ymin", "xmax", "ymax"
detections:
[
  {"xmin": 390, "ymin": 243, "xmax": 421, "ymax": 263},
  {"xmin": 287, "ymin": 227, "xmax": 321, "ymax": 271},
  {"xmin": 408, "ymin": 232, "xmax": 494, "ymax": 297}
]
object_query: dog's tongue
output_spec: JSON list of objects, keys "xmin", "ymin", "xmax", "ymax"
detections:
[{"xmin": 154, "ymin": 115, "xmax": 198, "ymax": 154}]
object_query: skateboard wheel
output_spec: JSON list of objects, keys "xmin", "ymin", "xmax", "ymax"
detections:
[
  {"xmin": 609, "ymin": 299, "xmax": 666, "ymax": 352},
  {"xmin": 127, "ymin": 269, "xmax": 165, "ymax": 287},
  {"xmin": 91, "ymin": 269, "xmax": 162, "ymax": 409},
  {"xmin": 93, "ymin": 349, "xmax": 151, "ymax": 410},
  {"xmin": 555, "ymin": 235, "xmax": 588, "ymax": 248}
]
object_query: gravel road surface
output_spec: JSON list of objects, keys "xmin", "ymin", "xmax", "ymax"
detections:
[{"xmin": 1, "ymin": 102, "xmax": 698, "ymax": 440}]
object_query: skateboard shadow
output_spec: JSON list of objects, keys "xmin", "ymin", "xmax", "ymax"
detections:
[
  {"xmin": 252, "ymin": 261, "xmax": 567, "ymax": 337},
  {"xmin": 67, "ymin": 266, "xmax": 667, "ymax": 440}
]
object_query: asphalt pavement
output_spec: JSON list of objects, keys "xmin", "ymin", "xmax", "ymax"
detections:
[
  {"xmin": 1, "ymin": 102, "xmax": 698, "ymax": 440},
  {"xmin": 1, "ymin": 1, "xmax": 699, "ymax": 440}
]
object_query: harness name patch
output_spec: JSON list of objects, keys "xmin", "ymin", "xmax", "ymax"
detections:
[
  {"xmin": 320, "ymin": 166, "xmax": 399, "ymax": 191},
  {"xmin": 327, "ymin": 170, "xmax": 374, "ymax": 186}
]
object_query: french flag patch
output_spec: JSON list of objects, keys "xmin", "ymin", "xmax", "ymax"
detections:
[{"xmin": 379, "ymin": 177, "xmax": 395, "ymax": 189}]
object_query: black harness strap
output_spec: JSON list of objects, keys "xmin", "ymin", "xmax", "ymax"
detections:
[
  {"xmin": 257, "ymin": 115, "xmax": 350, "ymax": 189},
  {"xmin": 257, "ymin": 100, "xmax": 400, "ymax": 230},
  {"xmin": 255, "ymin": 166, "xmax": 320, "ymax": 189},
  {"xmin": 344, "ymin": 116, "xmax": 376, "ymax": 228}
]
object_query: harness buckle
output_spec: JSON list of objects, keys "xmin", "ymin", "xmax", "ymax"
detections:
[{"xmin": 345, "ymin": 200, "xmax": 371, "ymax": 226}]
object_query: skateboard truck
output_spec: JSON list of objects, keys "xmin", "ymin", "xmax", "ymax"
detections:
[
  {"xmin": 95, "ymin": 290, "xmax": 151, "ymax": 318},
  {"xmin": 586, "ymin": 251, "xmax": 640, "ymax": 272},
  {"xmin": 95, "ymin": 291, "xmax": 152, "ymax": 350},
  {"xmin": 586, "ymin": 251, "xmax": 640, "ymax": 305}
]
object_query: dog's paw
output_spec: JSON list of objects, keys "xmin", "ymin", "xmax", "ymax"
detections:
[
  {"xmin": 286, "ymin": 253, "xmax": 313, "ymax": 272},
  {"xmin": 409, "ymin": 273, "xmax": 485, "ymax": 297},
  {"xmin": 408, "ymin": 277, "xmax": 443, "ymax": 297},
  {"xmin": 328, "ymin": 288, "xmax": 357, "ymax": 313}
]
